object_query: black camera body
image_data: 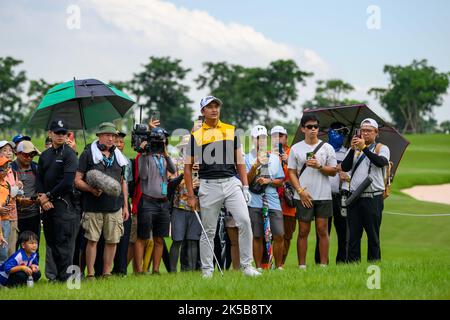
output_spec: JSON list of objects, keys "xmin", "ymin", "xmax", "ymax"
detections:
[
  {"xmin": 131, "ymin": 124, "xmax": 149, "ymax": 152},
  {"xmin": 131, "ymin": 124, "xmax": 169, "ymax": 154}
]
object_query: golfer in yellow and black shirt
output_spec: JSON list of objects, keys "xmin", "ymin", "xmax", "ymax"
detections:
[{"xmin": 184, "ymin": 96, "xmax": 261, "ymax": 278}]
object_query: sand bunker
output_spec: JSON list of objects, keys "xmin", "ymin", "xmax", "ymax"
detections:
[{"xmin": 401, "ymin": 184, "xmax": 450, "ymax": 205}]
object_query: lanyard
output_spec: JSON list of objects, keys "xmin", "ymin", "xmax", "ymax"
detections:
[
  {"xmin": 102, "ymin": 154, "xmax": 115, "ymax": 168},
  {"xmin": 153, "ymin": 155, "xmax": 165, "ymax": 178}
]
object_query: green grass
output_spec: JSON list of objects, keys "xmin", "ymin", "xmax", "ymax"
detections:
[{"xmin": 0, "ymin": 134, "xmax": 450, "ymax": 299}]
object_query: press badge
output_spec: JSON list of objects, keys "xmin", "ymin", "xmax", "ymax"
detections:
[{"xmin": 161, "ymin": 181, "xmax": 168, "ymax": 196}]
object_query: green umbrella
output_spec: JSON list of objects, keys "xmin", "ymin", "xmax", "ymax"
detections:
[{"xmin": 29, "ymin": 78, "xmax": 135, "ymax": 135}]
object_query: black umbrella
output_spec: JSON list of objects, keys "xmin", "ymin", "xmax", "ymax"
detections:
[{"xmin": 292, "ymin": 104, "xmax": 410, "ymax": 179}]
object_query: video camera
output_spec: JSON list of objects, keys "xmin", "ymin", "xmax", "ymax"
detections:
[{"xmin": 131, "ymin": 124, "xmax": 169, "ymax": 154}]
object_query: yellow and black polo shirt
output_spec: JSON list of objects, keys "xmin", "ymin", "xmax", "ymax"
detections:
[{"xmin": 188, "ymin": 120, "xmax": 241, "ymax": 179}]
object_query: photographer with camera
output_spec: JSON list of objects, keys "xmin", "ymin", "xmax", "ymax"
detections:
[
  {"xmin": 340, "ymin": 118, "xmax": 390, "ymax": 263},
  {"xmin": 75, "ymin": 122, "xmax": 129, "ymax": 278},
  {"xmin": 246, "ymin": 125, "xmax": 285, "ymax": 270},
  {"xmin": 133, "ymin": 125, "xmax": 176, "ymax": 275}
]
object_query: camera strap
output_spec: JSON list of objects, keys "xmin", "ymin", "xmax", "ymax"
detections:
[
  {"xmin": 351, "ymin": 143, "xmax": 376, "ymax": 175},
  {"xmin": 298, "ymin": 141, "xmax": 325, "ymax": 178}
]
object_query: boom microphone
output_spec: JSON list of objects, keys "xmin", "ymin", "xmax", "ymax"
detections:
[{"xmin": 85, "ymin": 169, "xmax": 122, "ymax": 198}]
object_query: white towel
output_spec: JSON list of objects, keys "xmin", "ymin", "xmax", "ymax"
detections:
[{"xmin": 91, "ymin": 139, "xmax": 128, "ymax": 167}]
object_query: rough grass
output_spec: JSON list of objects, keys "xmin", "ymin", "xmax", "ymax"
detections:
[{"xmin": 0, "ymin": 134, "xmax": 449, "ymax": 299}]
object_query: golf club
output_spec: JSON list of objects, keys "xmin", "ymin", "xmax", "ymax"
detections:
[{"xmin": 194, "ymin": 210, "xmax": 224, "ymax": 277}]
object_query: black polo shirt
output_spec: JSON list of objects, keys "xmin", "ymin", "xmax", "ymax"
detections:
[
  {"xmin": 188, "ymin": 120, "xmax": 240, "ymax": 179},
  {"xmin": 37, "ymin": 144, "xmax": 78, "ymax": 196},
  {"xmin": 77, "ymin": 144, "xmax": 124, "ymax": 213}
]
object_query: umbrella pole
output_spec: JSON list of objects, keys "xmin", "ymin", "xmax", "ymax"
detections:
[{"xmin": 77, "ymin": 100, "xmax": 87, "ymax": 147}]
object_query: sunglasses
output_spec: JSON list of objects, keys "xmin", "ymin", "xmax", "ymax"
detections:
[
  {"xmin": 304, "ymin": 124, "xmax": 319, "ymax": 130},
  {"xmin": 0, "ymin": 164, "xmax": 10, "ymax": 173},
  {"xmin": 20, "ymin": 152, "xmax": 37, "ymax": 158}
]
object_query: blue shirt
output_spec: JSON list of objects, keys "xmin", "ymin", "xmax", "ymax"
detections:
[
  {"xmin": 245, "ymin": 151, "xmax": 285, "ymax": 210},
  {"xmin": 0, "ymin": 248, "xmax": 38, "ymax": 285}
]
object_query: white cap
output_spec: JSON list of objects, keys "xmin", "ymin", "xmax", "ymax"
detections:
[
  {"xmin": 0, "ymin": 141, "xmax": 15, "ymax": 149},
  {"xmin": 200, "ymin": 96, "xmax": 223, "ymax": 110},
  {"xmin": 251, "ymin": 125, "xmax": 268, "ymax": 138},
  {"xmin": 270, "ymin": 125, "xmax": 287, "ymax": 135},
  {"xmin": 360, "ymin": 118, "xmax": 379, "ymax": 129}
]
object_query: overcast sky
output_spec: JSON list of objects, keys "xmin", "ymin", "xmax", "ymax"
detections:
[{"xmin": 1, "ymin": 0, "xmax": 449, "ymax": 125}]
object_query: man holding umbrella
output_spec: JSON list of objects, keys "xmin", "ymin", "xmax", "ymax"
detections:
[
  {"xmin": 341, "ymin": 118, "xmax": 390, "ymax": 262},
  {"xmin": 36, "ymin": 119, "xmax": 80, "ymax": 282}
]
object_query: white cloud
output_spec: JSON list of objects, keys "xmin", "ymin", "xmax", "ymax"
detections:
[{"xmin": 84, "ymin": 0, "xmax": 329, "ymax": 75}]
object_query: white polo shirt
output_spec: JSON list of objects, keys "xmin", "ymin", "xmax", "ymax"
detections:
[{"xmin": 288, "ymin": 140, "xmax": 337, "ymax": 201}]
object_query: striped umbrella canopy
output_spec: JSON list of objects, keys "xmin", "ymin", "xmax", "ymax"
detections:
[{"xmin": 28, "ymin": 78, "xmax": 135, "ymax": 131}]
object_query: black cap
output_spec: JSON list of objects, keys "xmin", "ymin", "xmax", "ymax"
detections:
[{"xmin": 49, "ymin": 119, "xmax": 69, "ymax": 133}]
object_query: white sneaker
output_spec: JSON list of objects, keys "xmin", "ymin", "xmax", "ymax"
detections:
[
  {"xmin": 242, "ymin": 265, "xmax": 262, "ymax": 277},
  {"xmin": 298, "ymin": 264, "xmax": 307, "ymax": 270},
  {"xmin": 257, "ymin": 267, "xmax": 263, "ymax": 272},
  {"xmin": 277, "ymin": 266, "xmax": 284, "ymax": 270},
  {"xmin": 202, "ymin": 271, "xmax": 213, "ymax": 279},
  {"xmin": 319, "ymin": 264, "xmax": 328, "ymax": 268}
]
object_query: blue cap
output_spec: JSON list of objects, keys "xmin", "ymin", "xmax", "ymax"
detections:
[
  {"xmin": 200, "ymin": 96, "xmax": 223, "ymax": 110},
  {"xmin": 12, "ymin": 134, "xmax": 31, "ymax": 144}
]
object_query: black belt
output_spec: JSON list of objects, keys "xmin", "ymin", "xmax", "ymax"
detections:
[{"xmin": 142, "ymin": 194, "xmax": 168, "ymax": 203}]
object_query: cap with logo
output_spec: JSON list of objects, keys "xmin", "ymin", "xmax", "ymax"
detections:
[
  {"xmin": 16, "ymin": 141, "xmax": 41, "ymax": 155},
  {"xmin": 360, "ymin": 118, "xmax": 379, "ymax": 129},
  {"xmin": 96, "ymin": 122, "xmax": 117, "ymax": 136},
  {"xmin": 12, "ymin": 134, "xmax": 31, "ymax": 145},
  {"xmin": 200, "ymin": 96, "xmax": 223, "ymax": 110},
  {"xmin": 49, "ymin": 119, "xmax": 69, "ymax": 133},
  {"xmin": 251, "ymin": 125, "xmax": 268, "ymax": 138},
  {"xmin": 270, "ymin": 125, "xmax": 287, "ymax": 136}
]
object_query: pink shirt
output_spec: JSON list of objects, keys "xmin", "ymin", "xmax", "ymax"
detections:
[{"xmin": 4, "ymin": 169, "xmax": 18, "ymax": 221}]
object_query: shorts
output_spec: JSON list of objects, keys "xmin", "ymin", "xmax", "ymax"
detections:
[
  {"xmin": 137, "ymin": 198, "xmax": 170, "ymax": 239},
  {"xmin": 171, "ymin": 207, "xmax": 202, "ymax": 241},
  {"xmin": 295, "ymin": 200, "xmax": 333, "ymax": 222},
  {"xmin": 248, "ymin": 207, "xmax": 284, "ymax": 238},
  {"xmin": 129, "ymin": 214, "xmax": 137, "ymax": 244},
  {"xmin": 82, "ymin": 209, "xmax": 124, "ymax": 244}
]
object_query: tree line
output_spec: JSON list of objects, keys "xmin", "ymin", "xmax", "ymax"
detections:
[{"xmin": 1, "ymin": 56, "xmax": 449, "ymax": 134}]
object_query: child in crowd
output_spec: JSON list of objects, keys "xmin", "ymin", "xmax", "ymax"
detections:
[{"xmin": 0, "ymin": 230, "xmax": 40, "ymax": 287}]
